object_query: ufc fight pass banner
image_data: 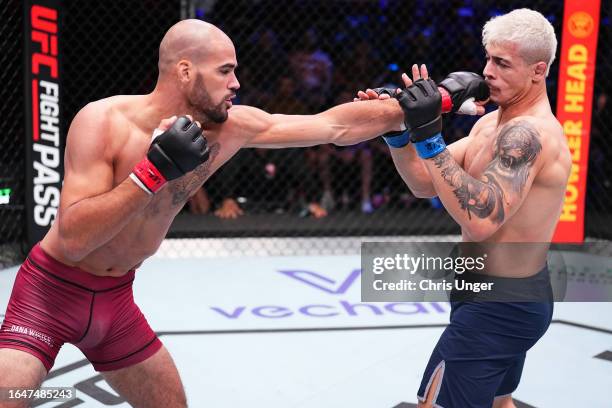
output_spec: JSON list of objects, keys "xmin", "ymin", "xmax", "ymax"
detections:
[
  {"xmin": 24, "ymin": 1, "xmax": 63, "ymax": 247},
  {"xmin": 553, "ymin": 0, "xmax": 601, "ymax": 242}
]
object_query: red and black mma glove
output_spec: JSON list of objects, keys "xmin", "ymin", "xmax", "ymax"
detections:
[
  {"xmin": 438, "ymin": 71, "xmax": 490, "ymax": 114},
  {"xmin": 396, "ymin": 78, "xmax": 446, "ymax": 159},
  {"xmin": 130, "ymin": 116, "xmax": 211, "ymax": 194}
]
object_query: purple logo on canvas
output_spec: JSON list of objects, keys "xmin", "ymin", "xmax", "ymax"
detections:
[
  {"xmin": 209, "ymin": 268, "xmax": 448, "ymax": 319},
  {"xmin": 278, "ymin": 269, "xmax": 361, "ymax": 295}
]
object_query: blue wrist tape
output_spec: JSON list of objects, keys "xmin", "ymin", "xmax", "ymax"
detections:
[
  {"xmin": 382, "ymin": 130, "xmax": 410, "ymax": 148},
  {"xmin": 414, "ymin": 133, "xmax": 446, "ymax": 159}
]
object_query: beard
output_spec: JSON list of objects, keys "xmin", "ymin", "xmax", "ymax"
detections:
[
  {"xmin": 203, "ymin": 101, "xmax": 228, "ymax": 123},
  {"xmin": 189, "ymin": 74, "xmax": 229, "ymax": 123}
]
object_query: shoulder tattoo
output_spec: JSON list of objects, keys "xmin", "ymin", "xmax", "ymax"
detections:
[{"xmin": 432, "ymin": 121, "xmax": 541, "ymax": 224}]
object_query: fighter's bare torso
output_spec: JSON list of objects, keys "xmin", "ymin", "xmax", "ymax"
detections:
[
  {"xmin": 452, "ymin": 104, "xmax": 570, "ymax": 276},
  {"xmin": 462, "ymin": 108, "xmax": 569, "ymax": 242},
  {"xmin": 40, "ymin": 95, "xmax": 251, "ymax": 276}
]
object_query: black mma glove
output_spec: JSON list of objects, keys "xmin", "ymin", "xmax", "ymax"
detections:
[
  {"xmin": 396, "ymin": 79, "xmax": 446, "ymax": 159},
  {"xmin": 130, "ymin": 116, "xmax": 210, "ymax": 194}
]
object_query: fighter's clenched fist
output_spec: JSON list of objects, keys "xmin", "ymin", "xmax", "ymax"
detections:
[{"xmin": 131, "ymin": 115, "xmax": 211, "ymax": 194}]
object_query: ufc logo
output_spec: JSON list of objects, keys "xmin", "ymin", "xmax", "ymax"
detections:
[{"xmin": 31, "ymin": 5, "xmax": 58, "ymax": 78}]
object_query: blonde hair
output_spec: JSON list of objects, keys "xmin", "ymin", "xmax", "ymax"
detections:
[{"xmin": 482, "ymin": 8, "xmax": 557, "ymax": 76}]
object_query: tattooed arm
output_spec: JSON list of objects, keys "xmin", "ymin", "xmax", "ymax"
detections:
[
  {"xmin": 389, "ymin": 136, "xmax": 471, "ymax": 198},
  {"xmin": 388, "ymin": 110, "xmax": 494, "ymax": 198},
  {"xmin": 423, "ymin": 119, "xmax": 545, "ymax": 241}
]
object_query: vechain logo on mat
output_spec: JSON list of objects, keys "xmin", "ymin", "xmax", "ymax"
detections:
[
  {"xmin": 209, "ymin": 268, "xmax": 447, "ymax": 320},
  {"xmin": 278, "ymin": 269, "xmax": 361, "ymax": 294}
]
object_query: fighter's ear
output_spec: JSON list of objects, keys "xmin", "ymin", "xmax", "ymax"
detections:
[
  {"xmin": 532, "ymin": 61, "xmax": 547, "ymax": 82},
  {"xmin": 176, "ymin": 60, "xmax": 193, "ymax": 83}
]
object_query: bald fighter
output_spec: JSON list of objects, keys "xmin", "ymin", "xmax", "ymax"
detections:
[
  {"xmin": 361, "ymin": 8, "xmax": 570, "ymax": 408},
  {"xmin": 0, "ymin": 20, "xmax": 486, "ymax": 407}
]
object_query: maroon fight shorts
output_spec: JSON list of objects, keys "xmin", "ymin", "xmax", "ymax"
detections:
[{"xmin": 0, "ymin": 243, "xmax": 162, "ymax": 372}]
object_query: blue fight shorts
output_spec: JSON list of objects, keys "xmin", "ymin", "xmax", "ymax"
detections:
[{"xmin": 417, "ymin": 265, "xmax": 554, "ymax": 407}]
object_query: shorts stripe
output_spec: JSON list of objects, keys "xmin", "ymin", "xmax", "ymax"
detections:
[{"xmin": 0, "ymin": 338, "xmax": 54, "ymax": 365}]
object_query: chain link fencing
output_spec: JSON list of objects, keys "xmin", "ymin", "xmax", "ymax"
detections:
[
  {"xmin": 587, "ymin": 0, "xmax": 612, "ymax": 239},
  {"xmin": 0, "ymin": 0, "xmax": 26, "ymax": 268},
  {"xmin": 176, "ymin": 0, "xmax": 610, "ymax": 242},
  {"xmin": 1, "ymin": 1, "xmax": 610, "ymax": 264},
  {"xmin": 60, "ymin": 1, "xmax": 182, "ymax": 130}
]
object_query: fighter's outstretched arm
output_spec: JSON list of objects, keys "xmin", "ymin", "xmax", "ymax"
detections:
[{"xmin": 241, "ymin": 98, "xmax": 404, "ymax": 148}]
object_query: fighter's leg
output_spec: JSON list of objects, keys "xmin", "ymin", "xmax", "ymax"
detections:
[
  {"xmin": 416, "ymin": 346, "xmax": 512, "ymax": 408},
  {"xmin": 0, "ymin": 254, "xmax": 76, "ymax": 407},
  {"xmin": 81, "ymin": 277, "xmax": 180, "ymax": 407},
  {"xmin": 416, "ymin": 302, "xmax": 529, "ymax": 408},
  {"xmin": 0, "ymin": 349, "xmax": 47, "ymax": 408},
  {"xmin": 101, "ymin": 346, "xmax": 186, "ymax": 408}
]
